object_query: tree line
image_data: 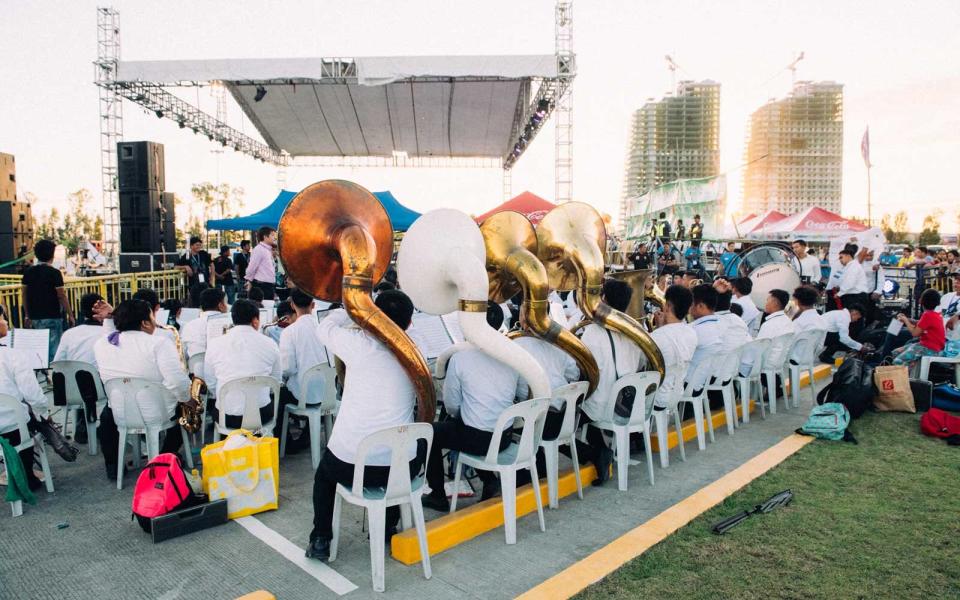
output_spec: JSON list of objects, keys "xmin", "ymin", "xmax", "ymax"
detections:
[{"xmin": 880, "ymin": 209, "xmax": 950, "ymax": 246}]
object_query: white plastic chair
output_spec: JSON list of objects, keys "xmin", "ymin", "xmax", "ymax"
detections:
[
  {"xmin": 0, "ymin": 395, "xmax": 54, "ymax": 517},
  {"xmin": 678, "ymin": 356, "xmax": 723, "ymax": 451},
  {"xmin": 51, "ymin": 360, "xmax": 107, "ymax": 455},
  {"xmin": 280, "ymin": 364, "xmax": 339, "ymax": 469},
  {"xmin": 760, "ymin": 332, "xmax": 797, "ymax": 415},
  {"xmin": 705, "ymin": 346, "xmax": 746, "ymax": 435},
  {"xmin": 736, "ymin": 338, "xmax": 771, "ymax": 423},
  {"xmin": 589, "ymin": 371, "xmax": 660, "ymax": 491},
  {"xmin": 211, "ymin": 376, "xmax": 282, "ymax": 441},
  {"xmin": 449, "ymin": 398, "xmax": 550, "ymax": 545},
  {"xmin": 919, "ymin": 355, "xmax": 960, "ymax": 385},
  {"xmin": 329, "ymin": 423, "xmax": 433, "ymax": 593},
  {"xmin": 539, "ymin": 381, "xmax": 588, "ymax": 509},
  {"xmin": 103, "ymin": 378, "xmax": 193, "ymax": 490},
  {"xmin": 787, "ymin": 330, "xmax": 826, "ymax": 408},
  {"xmin": 653, "ymin": 359, "xmax": 690, "ymax": 469},
  {"xmin": 186, "ymin": 352, "xmax": 205, "ymax": 378}
]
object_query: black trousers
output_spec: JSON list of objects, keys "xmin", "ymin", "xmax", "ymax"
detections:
[
  {"xmin": 426, "ymin": 418, "xmax": 510, "ymax": 496},
  {"xmin": 573, "ymin": 413, "xmax": 609, "ymax": 466},
  {"xmin": 310, "ymin": 445, "xmax": 426, "ymax": 542},
  {"xmin": 207, "ymin": 397, "xmax": 296, "ymax": 439},
  {"xmin": 252, "ymin": 281, "xmax": 276, "ymax": 300},
  {"xmin": 98, "ymin": 405, "xmax": 184, "ymax": 470},
  {"xmin": 518, "ymin": 405, "xmax": 572, "ymax": 486},
  {"xmin": 1, "ymin": 422, "xmax": 40, "ymax": 487}
]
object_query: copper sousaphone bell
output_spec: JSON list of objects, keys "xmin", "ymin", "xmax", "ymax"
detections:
[{"xmin": 278, "ymin": 180, "xmax": 436, "ymax": 422}]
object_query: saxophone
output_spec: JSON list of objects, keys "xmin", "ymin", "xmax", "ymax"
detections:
[{"xmin": 160, "ymin": 324, "xmax": 206, "ymax": 434}]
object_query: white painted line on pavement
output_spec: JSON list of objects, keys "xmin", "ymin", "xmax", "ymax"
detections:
[{"xmin": 236, "ymin": 516, "xmax": 358, "ymax": 596}]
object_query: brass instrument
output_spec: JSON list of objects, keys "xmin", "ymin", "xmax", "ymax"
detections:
[
  {"xmin": 688, "ymin": 279, "xmax": 704, "ymax": 288},
  {"xmin": 180, "ymin": 376, "xmax": 207, "ymax": 433},
  {"xmin": 536, "ymin": 202, "xmax": 665, "ymax": 381},
  {"xmin": 158, "ymin": 324, "xmax": 186, "ymax": 370},
  {"xmin": 277, "ymin": 180, "xmax": 436, "ymax": 422},
  {"xmin": 480, "ymin": 211, "xmax": 599, "ymax": 396}
]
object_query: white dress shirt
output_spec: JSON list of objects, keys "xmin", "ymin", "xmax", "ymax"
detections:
[
  {"xmin": 0, "ymin": 347, "xmax": 48, "ymax": 433},
  {"xmin": 715, "ymin": 310, "xmax": 751, "ymax": 353},
  {"xmin": 799, "ymin": 254, "xmax": 823, "ymax": 282},
  {"xmin": 180, "ymin": 310, "xmax": 223, "ymax": 359},
  {"xmin": 443, "ymin": 348, "xmax": 520, "ymax": 432},
  {"xmin": 756, "ymin": 311, "xmax": 797, "ymax": 366},
  {"xmin": 316, "ymin": 309, "xmax": 416, "ymax": 466},
  {"xmin": 204, "ymin": 325, "xmax": 281, "ymax": 416},
  {"xmin": 514, "ymin": 335, "xmax": 579, "ymax": 409},
  {"xmin": 836, "ymin": 260, "xmax": 867, "ymax": 296},
  {"xmin": 650, "ymin": 322, "xmax": 697, "ymax": 409},
  {"xmin": 821, "ymin": 309, "xmax": 862, "ymax": 351},
  {"xmin": 732, "ymin": 295, "xmax": 762, "ymax": 335},
  {"xmin": 54, "ymin": 323, "xmax": 108, "ymax": 366},
  {"xmin": 859, "ymin": 261, "xmax": 885, "ymax": 295},
  {"xmin": 686, "ymin": 314, "xmax": 723, "ymax": 390},
  {"xmin": 94, "ymin": 331, "xmax": 189, "ymax": 424},
  {"xmin": 579, "ymin": 323, "xmax": 644, "ymax": 421},
  {"xmin": 279, "ymin": 315, "xmax": 329, "ymax": 402},
  {"xmin": 793, "ymin": 309, "xmax": 827, "ymax": 333},
  {"xmin": 938, "ymin": 291, "xmax": 960, "ymax": 341}
]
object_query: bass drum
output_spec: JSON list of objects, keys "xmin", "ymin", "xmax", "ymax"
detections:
[{"xmin": 735, "ymin": 242, "xmax": 802, "ymax": 307}]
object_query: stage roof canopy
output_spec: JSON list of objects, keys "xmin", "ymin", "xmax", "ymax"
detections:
[{"xmin": 116, "ymin": 56, "xmax": 560, "ymax": 161}]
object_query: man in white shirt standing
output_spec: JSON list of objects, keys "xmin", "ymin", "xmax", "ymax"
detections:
[
  {"xmin": 793, "ymin": 239, "xmax": 824, "ymax": 285},
  {"xmin": 938, "ymin": 273, "xmax": 960, "ymax": 345},
  {"xmin": 180, "ymin": 288, "xmax": 228, "ymax": 361},
  {"xmin": 204, "ymin": 299, "xmax": 282, "ymax": 434},
  {"xmin": 306, "ymin": 290, "xmax": 424, "ymax": 561},
  {"xmin": 423, "ymin": 303, "xmax": 520, "ymax": 510},
  {"xmin": 819, "ymin": 303, "xmax": 866, "ymax": 363},
  {"xmin": 832, "ymin": 247, "xmax": 868, "ymax": 312},
  {"xmin": 277, "ymin": 289, "xmax": 329, "ymax": 452},
  {"xmin": 731, "ymin": 278, "xmax": 762, "ymax": 335}
]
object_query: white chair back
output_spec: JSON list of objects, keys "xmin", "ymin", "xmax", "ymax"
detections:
[
  {"xmin": 767, "ymin": 332, "xmax": 797, "ymax": 369},
  {"xmin": 299, "ymin": 363, "xmax": 338, "ymax": 412},
  {"xmin": 604, "ymin": 371, "xmax": 660, "ymax": 425},
  {"xmin": 51, "ymin": 360, "xmax": 107, "ymax": 404},
  {"xmin": 551, "ymin": 381, "xmax": 588, "ymax": 440},
  {"xmin": 713, "ymin": 346, "xmax": 745, "ymax": 382},
  {"xmin": 665, "ymin": 359, "xmax": 690, "ymax": 407},
  {"xmin": 0, "ymin": 394, "xmax": 30, "ymax": 440},
  {"xmin": 217, "ymin": 376, "xmax": 282, "ymax": 431},
  {"xmin": 351, "ymin": 423, "xmax": 433, "ymax": 501},
  {"xmin": 104, "ymin": 377, "xmax": 176, "ymax": 429},
  {"xmin": 740, "ymin": 338, "xmax": 772, "ymax": 378},
  {"xmin": 187, "ymin": 352, "xmax": 205, "ymax": 377},
  {"xmin": 485, "ymin": 398, "xmax": 550, "ymax": 464},
  {"xmin": 684, "ymin": 355, "xmax": 723, "ymax": 397},
  {"xmin": 789, "ymin": 329, "xmax": 824, "ymax": 366}
]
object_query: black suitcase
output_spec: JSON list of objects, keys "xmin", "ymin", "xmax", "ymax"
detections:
[{"xmin": 910, "ymin": 379, "xmax": 933, "ymax": 412}]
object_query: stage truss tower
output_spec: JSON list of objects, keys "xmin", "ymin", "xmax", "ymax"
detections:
[
  {"xmin": 94, "ymin": 7, "xmax": 122, "ymax": 260},
  {"xmin": 555, "ymin": 0, "xmax": 574, "ymax": 204}
]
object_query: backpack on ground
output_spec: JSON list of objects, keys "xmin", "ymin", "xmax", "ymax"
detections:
[
  {"xmin": 797, "ymin": 402, "xmax": 857, "ymax": 443},
  {"xmin": 920, "ymin": 408, "xmax": 960, "ymax": 445},
  {"xmin": 131, "ymin": 453, "xmax": 201, "ymax": 533},
  {"xmin": 932, "ymin": 383, "xmax": 960, "ymax": 412},
  {"xmin": 816, "ymin": 357, "xmax": 874, "ymax": 419}
]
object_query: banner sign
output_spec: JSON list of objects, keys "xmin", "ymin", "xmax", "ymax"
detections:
[{"xmin": 623, "ymin": 175, "xmax": 726, "ymax": 240}]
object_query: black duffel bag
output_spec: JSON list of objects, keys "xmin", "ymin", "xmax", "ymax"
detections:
[{"xmin": 817, "ymin": 357, "xmax": 875, "ymax": 419}]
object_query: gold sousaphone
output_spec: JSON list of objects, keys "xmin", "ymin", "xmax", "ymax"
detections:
[
  {"xmin": 480, "ymin": 210, "xmax": 600, "ymax": 396},
  {"xmin": 277, "ymin": 180, "xmax": 436, "ymax": 422},
  {"xmin": 536, "ymin": 202, "xmax": 666, "ymax": 380}
]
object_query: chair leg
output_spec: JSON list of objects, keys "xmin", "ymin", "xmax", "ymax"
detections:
[
  {"xmin": 329, "ymin": 492, "xmax": 343, "ymax": 561},
  {"xmin": 279, "ymin": 407, "xmax": 290, "ymax": 458},
  {"xmin": 756, "ymin": 379, "xmax": 767, "ymax": 419},
  {"xmin": 180, "ymin": 428, "xmax": 194, "ymax": 469},
  {"xmin": 723, "ymin": 387, "xmax": 735, "ymax": 435},
  {"xmin": 37, "ymin": 442, "xmax": 54, "ymax": 493},
  {"xmin": 615, "ymin": 429, "xmax": 630, "ymax": 491},
  {"xmin": 323, "ymin": 413, "xmax": 335, "ymax": 443},
  {"xmin": 790, "ymin": 368, "xmax": 800, "ymax": 410},
  {"xmin": 642, "ymin": 427, "xmax": 654, "ymax": 486},
  {"xmin": 449, "ymin": 458, "xmax": 463, "ymax": 513},
  {"xmin": 410, "ymin": 496, "xmax": 432, "ymax": 580},
  {"xmin": 674, "ymin": 410, "xmax": 686, "ymax": 462},
  {"xmin": 367, "ymin": 504, "xmax": 387, "ymax": 592},
  {"xmin": 146, "ymin": 429, "xmax": 161, "ymax": 461},
  {"xmin": 654, "ymin": 411, "xmax": 669, "ymax": 469},
  {"xmin": 764, "ymin": 373, "xmax": 777, "ymax": 415},
  {"xmin": 11, "ymin": 499, "xmax": 22, "ymax": 517},
  {"xmin": 543, "ymin": 443, "xmax": 559, "ymax": 509},
  {"xmin": 529, "ymin": 462, "xmax": 546, "ymax": 532},
  {"xmin": 399, "ymin": 504, "xmax": 413, "ymax": 531},
  {"xmin": 703, "ymin": 395, "xmax": 715, "ymax": 443},
  {"xmin": 568, "ymin": 437, "xmax": 583, "ymax": 500},
  {"xmin": 691, "ymin": 401, "xmax": 706, "ymax": 451},
  {"xmin": 739, "ymin": 379, "xmax": 751, "ymax": 424},
  {"xmin": 309, "ymin": 413, "xmax": 323, "ymax": 470},
  {"xmin": 117, "ymin": 428, "xmax": 127, "ymax": 490},
  {"xmin": 88, "ymin": 416, "xmax": 99, "ymax": 456},
  {"xmin": 501, "ymin": 469, "xmax": 517, "ymax": 544}
]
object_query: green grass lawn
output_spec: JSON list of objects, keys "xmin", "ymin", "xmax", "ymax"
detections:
[{"xmin": 580, "ymin": 412, "xmax": 960, "ymax": 600}]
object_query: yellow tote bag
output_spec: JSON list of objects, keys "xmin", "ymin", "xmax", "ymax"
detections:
[{"xmin": 201, "ymin": 429, "xmax": 279, "ymax": 519}]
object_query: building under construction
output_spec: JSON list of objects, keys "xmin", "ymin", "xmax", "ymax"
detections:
[
  {"xmin": 619, "ymin": 80, "xmax": 721, "ymax": 227},
  {"xmin": 741, "ymin": 81, "xmax": 844, "ymax": 216}
]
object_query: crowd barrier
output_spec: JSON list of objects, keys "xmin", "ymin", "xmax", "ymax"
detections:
[{"xmin": 0, "ymin": 270, "xmax": 187, "ymax": 328}]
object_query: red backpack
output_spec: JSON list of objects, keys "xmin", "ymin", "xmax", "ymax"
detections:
[
  {"xmin": 131, "ymin": 453, "xmax": 197, "ymax": 532},
  {"xmin": 920, "ymin": 408, "xmax": 960, "ymax": 439}
]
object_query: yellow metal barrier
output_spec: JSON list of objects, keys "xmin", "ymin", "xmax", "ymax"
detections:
[{"xmin": 0, "ymin": 270, "xmax": 187, "ymax": 328}]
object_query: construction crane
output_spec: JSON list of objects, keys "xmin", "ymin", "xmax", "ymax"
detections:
[
  {"xmin": 787, "ymin": 51, "xmax": 805, "ymax": 85},
  {"xmin": 665, "ymin": 54, "xmax": 680, "ymax": 92}
]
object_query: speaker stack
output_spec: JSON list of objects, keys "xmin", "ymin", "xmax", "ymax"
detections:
[
  {"xmin": 118, "ymin": 141, "xmax": 176, "ymax": 273},
  {"xmin": 0, "ymin": 152, "xmax": 34, "ymax": 269}
]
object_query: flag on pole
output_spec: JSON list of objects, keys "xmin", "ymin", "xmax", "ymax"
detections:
[{"xmin": 860, "ymin": 126, "xmax": 871, "ymax": 168}]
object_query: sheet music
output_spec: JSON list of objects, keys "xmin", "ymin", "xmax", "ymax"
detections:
[
  {"xmin": 206, "ymin": 314, "xmax": 233, "ymax": 342},
  {"xmin": 312, "ymin": 300, "xmax": 331, "ymax": 313},
  {"xmin": 441, "ymin": 312, "xmax": 465, "ymax": 344},
  {"xmin": 155, "ymin": 309, "xmax": 170, "ymax": 327},
  {"xmin": 886, "ymin": 319, "xmax": 903, "ymax": 336},
  {"xmin": 178, "ymin": 308, "xmax": 201, "ymax": 326},
  {"xmin": 10, "ymin": 328, "xmax": 50, "ymax": 370},
  {"xmin": 408, "ymin": 313, "xmax": 454, "ymax": 359},
  {"xmin": 262, "ymin": 299, "xmax": 275, "ymax": 310},
  {"xmin": 259, "ymin": 309, "xmax": 270, "ymax": 330}
]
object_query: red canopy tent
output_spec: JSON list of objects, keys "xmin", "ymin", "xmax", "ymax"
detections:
[
  {"xmin": 738, "ymin": 210, "xmax": 788, "ymax": 235},
  {"xmin": 760, "ymin": 207, "xmax": 868, "ymax": 240},
  {"xmin": 474, "ymin": 191, "xmax": 556, "ymax": 225}
]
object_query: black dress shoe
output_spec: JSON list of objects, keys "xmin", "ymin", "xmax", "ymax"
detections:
[
  {"xmin": 421, "ymin": 492, "xmax": 450, "ymax": 512},
  {"xmin": 105, "ymin": 463, "xmax": 124, "ymax": 481},
  {"xmin": 480, "ymin": 479, "xmax": 501, "ymax": 501},
  {"xmin": 592, "ymin": 447, "xmax": 614, "ymax": 487},
  {"xmin": 74, "ymin": 419, "xmax": 88, "ymax": 445},
  {"xmin": 305, "ymin": 537, "xmax": 331, "ymax": 561}
]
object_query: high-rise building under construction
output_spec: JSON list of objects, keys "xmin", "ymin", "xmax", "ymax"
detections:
[
  {"xmin": 742, "ymin": 81, "xmax": 843, "ymax": 215},
  {"xmin": 618, "ymin": 80, "xmax": 720, "ymax": 227}
]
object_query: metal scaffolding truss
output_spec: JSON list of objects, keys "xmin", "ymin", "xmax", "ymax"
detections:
[
  {"xmin": 291, "ymin": 155, "xmax": 503, "ymax": 169},
  {"xmin": 94, "ymin": 7, "xmax": 122, "ymax": 259},
  {"xmin": 555, "ymin": 0, "xmax": 574, "ymax": 204}
]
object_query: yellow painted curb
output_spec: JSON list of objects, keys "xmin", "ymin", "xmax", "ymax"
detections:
[
  {"xmin": 234, "ymin": 592, "xmax": 276, "ymax": 600},
  {"xmin": 516, "ymin": 434, "xmax": 814, "ymax": 600}
]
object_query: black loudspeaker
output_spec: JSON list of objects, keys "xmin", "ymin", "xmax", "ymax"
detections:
[
  {"xmin": 0, "ymin": 232, "xmax": 14, "ymax": 264},
  {"xmin": 0, "ymin": 202, "xmax": 12, "ymax": 233},
  {"xmin": 119, "ymin": 253, "xmax": 160, "ymax": 274},
  {"xmin": 120, "ymin": 190, "xmax": 163, "ymax": 221},
  {"xmin": 117, "ymin": 141, "xmax": 165, "ymax": 191},
  {"xmin": 120, "ymin": 219, "xmax": 176, "ymax": 253}
]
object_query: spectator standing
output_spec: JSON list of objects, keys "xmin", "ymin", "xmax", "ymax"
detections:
[
  {"xmin": 244, "ymin": 226, "xmax": 278, "ymax": 300},
  {"xmin": 21, "ymin": 239, "xmax": 75, "ymax": 362},
  {"xmin": 213, "ymin": 245, "xmax": 237, "ymax": 304},
  {"xmin": 175, "ymin": 237, "xmax": 213, "ymax": 290},
  {"xmin": 235, "ymin": 240, "xmax": 251, "ymax": 281}
]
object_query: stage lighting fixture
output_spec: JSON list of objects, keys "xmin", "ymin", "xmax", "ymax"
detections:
[
  {"xmin": 254, "ymin": 85, "xmax": 267, "ymax": 102},
  {"xmin": 155, "ymin": 110, "xmax": 164, "ymax": 119}
]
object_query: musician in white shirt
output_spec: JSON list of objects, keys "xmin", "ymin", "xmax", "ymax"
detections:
[
  {"xmin": 180, "ymin": 287, "xmax": 228, "ymax": 360},
  {"xmin": 792, "ymin": 239, "xmax": 824, "ymax": 284},
  {"xmin": 832, "ymin": 247, "xmax": 868, "ymax": 308},
  {"xmin": 204, "ymin": 299, "xmax": 282, "ymax": 434},
  {"xmin": 731, "ymin": 277, "xmax": 762, "ymax": 335},
  {"xmin": 94, "ymin": 299, "xmax": 190, "ymax": 479},
  {"xmin": 423, "ymin": 302, "xmax": 520, "ymax": 511},
  {"xmin": 819, "ymin": 304, "xmax": 866, "ymax": 363},
  {"xmin": 686, "ymin": 284, "xmax": 723, "ymax": 392},
  {"xmin": 131, "ymin": 288, "xmax": 179, "ymax": 347},
  {"xmin": 743, "ymin": 290, "xmax": 797, "ymax": 388},
  {"xmin": 713, "ymin": 279, "xmax": 751, "ymax": 353},
  {"xmin": 307, "ymin": 291, "xmax": 424, "ymax": 562},
  {"xmin": 791, "ymin": 285, "xmax": 827, "ymax": 333},
  {"xmin": 938, "ymin": 273, "xmax": 960, "ymax": 342}
]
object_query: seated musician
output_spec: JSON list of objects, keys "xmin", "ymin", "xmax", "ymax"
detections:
[
  {"xmin": 744, "ymin": 290, "xmax": 797, "ymax": 396},
  {"xmin": 731, "ymin": 277, "xmax": 761, "ymax": 334},
  {"xmin": 132, "ymin": 288, "xmax": 179, "ymax": 346},
  {"xmin": 278, "ymin": 288, "xmax": 329, "ymax": 451},
  {"xmin": 422, "ymin": 302, "xmax": 519, "ymax": 512},
  {"xmin": 686, "ymin": 284, "xmax": 723, "ymax": 394},
  {"xmin": 650, "ymin": 284, "xmax": 698, "ymax": 421},
  {"xmin": 264, "ymin": 300, "xmax": 295, "ymax": 345},
  {"xmin": 306, "ymin": 290, "xmax": 425, "ymax": 562},
  {"xmin": 203, "ymin": 299, "xmax": 283, "ymax": 435},
  {"xmin": 712, "ymin": 279, "xmax": 751, "ymax": 353},
  {"xmin": 180, "ymin": 287, "xmax": 228, "ymax": 360},
  {"xmin": 94, "ymin": 299, "xmax": 190, "ymax": 479}
]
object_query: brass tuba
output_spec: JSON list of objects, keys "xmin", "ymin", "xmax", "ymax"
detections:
[
  {"xmin": 277, "ymin": 180, "xmax": 436, "ymax": 422},
  {"xmin": 480, "ymin": 211, "xmax": 599, "ymax": 396},
  {"xmin": 536, "ymin": 203, "xmax": 665, "ymax": 381}
]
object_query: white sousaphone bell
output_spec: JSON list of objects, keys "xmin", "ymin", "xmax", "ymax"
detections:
[{"xmin": 397, "ymin": 209, "xmax": 552, "ymax": 399}]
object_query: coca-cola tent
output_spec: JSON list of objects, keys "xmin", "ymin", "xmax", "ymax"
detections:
[
  {"xmin": 737, "ymin": 210, "xmax": 788, "ymax": 236},
  {"xmin": 474, "ymin": 191, "xmax": 556, "ymax": 225},
  {"xmin": 753, "ymin": 206, "xmax": 868, "ymax": 241}
]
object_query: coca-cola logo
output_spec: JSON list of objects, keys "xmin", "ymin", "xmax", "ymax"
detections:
[
  {"xmin": 527, "ymin": 210, "xmax": 549, "ymax": 224},
  {"xmin": 804, "ymin": 219, "xmax": 854, "ymax": 230}
]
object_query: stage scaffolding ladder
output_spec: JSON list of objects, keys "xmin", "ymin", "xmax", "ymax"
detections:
[{"xmin": 95, "ymin": 6, "xmax": 123, "ymax": 264}]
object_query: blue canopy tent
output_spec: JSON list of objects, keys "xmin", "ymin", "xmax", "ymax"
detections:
[{"xmin": 206, "ymin": 189, "xmax": 421, "ymax": 231}]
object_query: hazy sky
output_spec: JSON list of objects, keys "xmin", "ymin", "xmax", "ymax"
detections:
[{"xmin": 2, "ymin": 0, "xmax": 959, "ymax": 233}]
